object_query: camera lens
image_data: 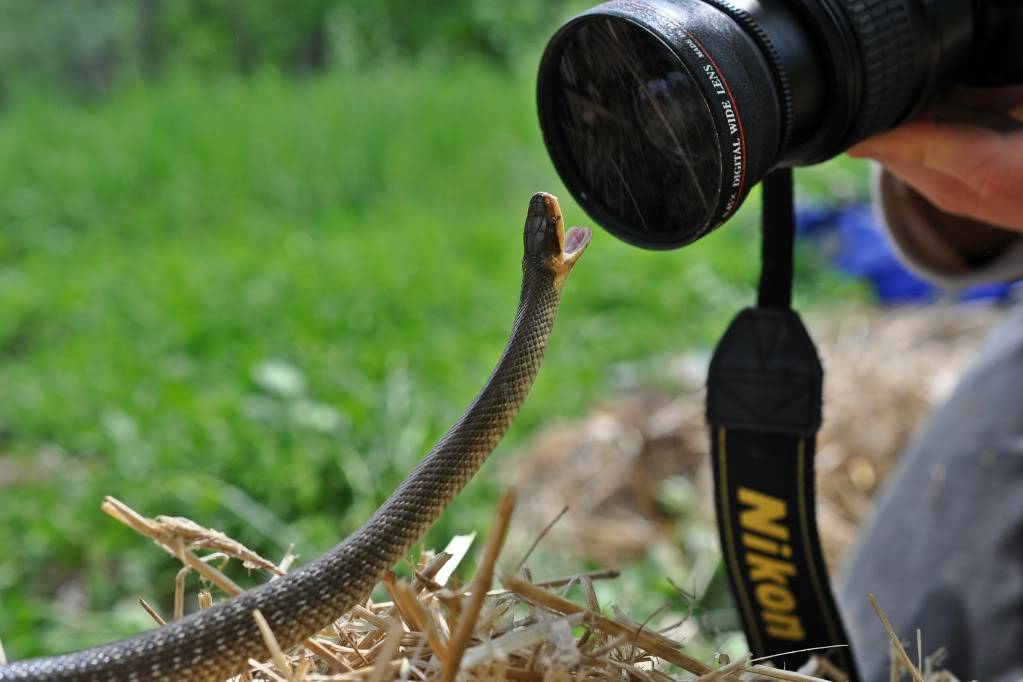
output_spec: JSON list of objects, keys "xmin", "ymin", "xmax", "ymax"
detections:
[
  {"xmin": 538, "ymin": 18, "xmax": 721, "ymax": 248},
  {"xmin": 538, "ymin": 0, "xmax": 933, "ymax": 249},
  {"xmin": 538, "ymin": 1, "xmax": 788, "ymax": 248}
]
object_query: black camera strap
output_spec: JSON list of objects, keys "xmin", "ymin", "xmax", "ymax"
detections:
[{"xmin": 706, "ymin": 169, "xmax": 859, "ymax": 678}]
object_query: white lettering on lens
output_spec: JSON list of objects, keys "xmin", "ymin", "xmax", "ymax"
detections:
[
  {"xmin": 722, "ymin": 100, "xmax": 738, "ymax": 136},
  {"xmin": 703, "ymin": 63, "xmax": 726, "ymax": 96},
  {"xmin": 732, "ymin": 140, "xmax": 742, "ymax": 188}
]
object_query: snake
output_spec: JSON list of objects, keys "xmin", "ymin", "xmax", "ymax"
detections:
[{"xmin": 0, "ymin": 192, "xmax": 591, "ymax": 681}]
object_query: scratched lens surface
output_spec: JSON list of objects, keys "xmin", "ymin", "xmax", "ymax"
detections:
[{"xmin": 544, "ymin": 19, "xmax": 720, "ymax": 246}]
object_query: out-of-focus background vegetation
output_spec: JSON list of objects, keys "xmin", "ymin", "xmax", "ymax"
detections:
[{"xmin": 0, "ymin": 0, "xmax": 870, "ymax": 659}]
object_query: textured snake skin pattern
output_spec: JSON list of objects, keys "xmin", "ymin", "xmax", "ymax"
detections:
[{"xmin": 0, "ymin": 193, "xmax": 590, "ymax": 681}]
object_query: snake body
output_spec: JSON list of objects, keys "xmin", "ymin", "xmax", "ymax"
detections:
[{"xmin": 0, "ymin": 193, "xmax": 591, "ymax": 681}]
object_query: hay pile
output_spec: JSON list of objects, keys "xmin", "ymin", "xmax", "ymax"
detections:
[
  {"xmin": 0, "ymin": 491, "xmax": 956, "ymax": 681},
  {"xmin": 28, "ymin": 484, "xmax": 953, "ymax": 682},
  {"xmin": 37, "ymin": 493, "xmax": 854, "ymax": 682}
]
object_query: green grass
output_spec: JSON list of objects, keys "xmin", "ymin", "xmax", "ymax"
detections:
[{"xmin": 0, "ymin": 61, "xmax": 870, "ymax": 658}]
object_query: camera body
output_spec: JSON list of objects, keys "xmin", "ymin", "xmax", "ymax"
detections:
[
  {"xmin": 968, "ymin": 1, "xmax": 1023, "ymax": 85},
  {"xmin": 536, "ymin": 0, "xmax": 1023, "ymax": 249}
]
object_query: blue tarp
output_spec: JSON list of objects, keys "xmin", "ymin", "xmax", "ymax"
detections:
[{"xmin": 796, "ymin": 203, "xmax": 1014, "ymax": 304}]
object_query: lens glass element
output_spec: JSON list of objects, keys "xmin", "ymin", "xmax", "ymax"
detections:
[{"xmin": 541, "ymin": 18, "xmax": 721, "ymax": 247}]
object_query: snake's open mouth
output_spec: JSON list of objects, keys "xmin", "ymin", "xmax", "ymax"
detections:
[{"xmin": 563, "ymin": 226, "xmax": 592, "ymax": 258}]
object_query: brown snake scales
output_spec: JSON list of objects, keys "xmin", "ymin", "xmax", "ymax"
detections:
[{"xmin": 0, "ymin": 193, "xmax": 591, "ymax": 681}]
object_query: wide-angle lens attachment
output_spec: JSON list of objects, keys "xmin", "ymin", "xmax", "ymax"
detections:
[
  {"xmin": 538, "ymin": 18, "xmax": 721, "ymax": 248},
  {"xmin": 538, "ymin": 1, "xmax": 786, "ymax": 248},
  {"xmin": 537, "ymin": 0, "xmax": 944, "ymax": 249}
]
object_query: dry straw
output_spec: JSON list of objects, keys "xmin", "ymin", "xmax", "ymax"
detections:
[{"xmin": 73, "ymin": 492, "xmax": 872, "ymax": 681}]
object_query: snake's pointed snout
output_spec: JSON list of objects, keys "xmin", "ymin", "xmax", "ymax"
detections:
[
  {"xmin": 527, "ymin": 192, "xmax": 560, "ymax": 222},
  {"xmin": 524, "ymin": 192, "xmax": 566, "ymax": 262}
]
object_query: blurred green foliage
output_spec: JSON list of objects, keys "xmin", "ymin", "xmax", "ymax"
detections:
[
  {"xmin": 0, "ymin": 1, "xmax": 870, "ymax": 662},
  {"xmin": 0, "ymin": 0, "xmax": 578, "ymax": 100}
]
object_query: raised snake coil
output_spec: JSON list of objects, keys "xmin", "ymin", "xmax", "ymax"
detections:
[{"xmin": 0, "ymin": 193, "xmax": 592, "ymax": 682}]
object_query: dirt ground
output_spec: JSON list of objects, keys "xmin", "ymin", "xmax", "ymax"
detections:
[{"xmin": 509, "ymin": 305, "xmax": 1000, "ymax": 573}]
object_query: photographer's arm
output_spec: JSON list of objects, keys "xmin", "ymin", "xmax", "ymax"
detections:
[{"xmin": 848, "ymin": 87, "xmax": 1023, "ymax": 287}]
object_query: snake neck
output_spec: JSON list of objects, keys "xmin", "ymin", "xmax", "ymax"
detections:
[
  {"xmin": 447, "ymin": 264, "xmax": 561, "ymax": 450},
  {"xmin": 342, "ymin": 264, "xmax": 562, "ymax": 558}
]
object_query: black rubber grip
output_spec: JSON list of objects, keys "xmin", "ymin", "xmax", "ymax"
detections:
[{"xmin": 841, "ymin": 0, "xmax": 919, "ymax": 143}]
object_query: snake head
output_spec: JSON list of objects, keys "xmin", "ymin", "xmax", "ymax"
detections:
[{"xmin": 524, "ymin": 192, "xmax": 591, "ymax": 279}]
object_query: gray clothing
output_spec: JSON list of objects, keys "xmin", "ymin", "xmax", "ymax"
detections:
[
  {"xmin": 838, "ymin": 173, "xmax": 1023, "ymax": 680},
  {"xmin": 838, "ymin": 300, "xmax": 1023, "ymax": 681}
]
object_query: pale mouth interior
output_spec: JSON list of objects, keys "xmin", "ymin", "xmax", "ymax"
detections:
[{"xmin": 563, "ymin": 226, "xmax": 592, "ymax": 257}]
